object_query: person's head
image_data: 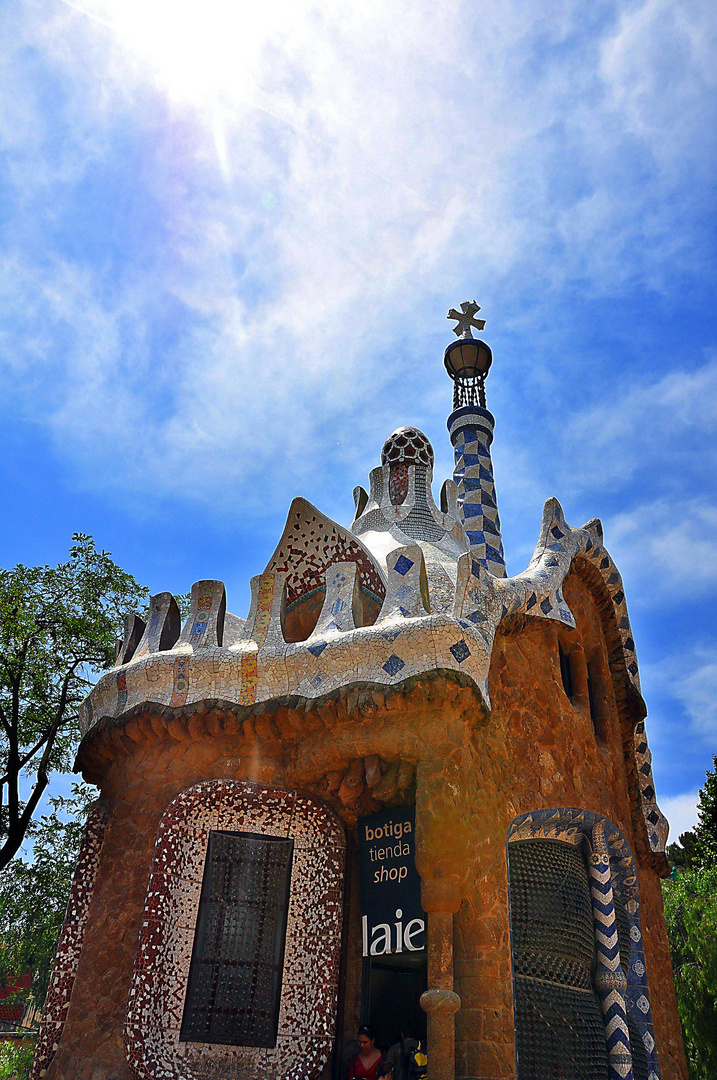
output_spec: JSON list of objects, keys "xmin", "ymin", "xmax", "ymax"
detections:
[
  {"xmin": 376, "ymin": 1063, "xmax": 393, "ymax": 1079},
  {"xmin": 401, "ymin": 1023, "xmax": 418, "ymax": 1043},
  {"xmin": 357, "ymin": 1025, "xmax": 376, "ymax": 1053}
]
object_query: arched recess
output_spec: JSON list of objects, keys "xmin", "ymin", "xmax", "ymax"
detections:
[
  {"xmin": 125, "ymin": 780, "xmax": 345, "ymax": 1080},
  {"xmin": 506, "ymin": 808, "xmax": 660, "ymax": 1080}
]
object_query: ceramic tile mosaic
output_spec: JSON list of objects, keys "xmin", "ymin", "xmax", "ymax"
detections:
[
  {"xmin": 79, "ymin": 427, "xmax": 668, "ymax": 855},
  {"xmin": 125, "ymin": 780, "xmax": 345, "ymax": 1080},
  {"xmin": 133, "ymin": 593, "xmax": 182, "ymax": 660},
  {"xmin": 265, "ymin": 496, "xmax": 385, "ymax": 607},
  {"xmin": 508, "ymin": 808, "xmax": 661, "ymax": 1080},
  {"xmin": 30, "ymin": 801, "xmax": 109, "ymax": 1080},
  {"xmin": 448, "ymin": 406, "xmax": 507, "ymax": 577}
]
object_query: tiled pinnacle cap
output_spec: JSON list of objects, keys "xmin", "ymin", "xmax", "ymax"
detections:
[{"xmin": 381, "ymin": 426, "xmax": 434, "ymax": 468}]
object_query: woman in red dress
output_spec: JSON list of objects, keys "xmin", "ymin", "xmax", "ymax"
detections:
[{"xmin": 347, "ymin": 1025, "xmax": 384, "ymax": 1080}]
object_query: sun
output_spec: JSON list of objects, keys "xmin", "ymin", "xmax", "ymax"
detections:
[{"xmin": 72, "ymin": 0, "xmax": 311, "ymax": 108}]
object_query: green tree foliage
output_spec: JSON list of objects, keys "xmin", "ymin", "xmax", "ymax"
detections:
[
  {"xmin": 0, "ymin": 1040, "xmax": 35, "ymax": 1080},
  {"xmin": 695, "ymin": 757, "xmax": 717, "ymax": 864},
  {"xmin": 0, "ymin": 536, "xmax": 148, "ymax": 870},
  {"xmin": 0, "ymin": 785, "xmax": 94, "ymax": 1010},
  {"xmin": 663, "ymin": 864, "xmax": 717, "ymax": 1080},
  {"xmin": 667, "ymin": 829, "xmax": 700, "ymax": 870},
  {"xmin": 663, "ymin": 756, "xmax": 717, "ymax": 1079}
]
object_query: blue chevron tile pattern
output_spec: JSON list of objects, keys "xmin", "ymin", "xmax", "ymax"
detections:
[
  {"xmin": 589, "ymin": 823, "xmax": 634, "ymax": 1080},
  {"xmin": 507, "ymin": 808, "xmax": 661, "ymax": 1080}
]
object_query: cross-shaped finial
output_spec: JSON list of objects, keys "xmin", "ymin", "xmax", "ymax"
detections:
[{"xmin": 447, "ymin": 300, "xmax": 486, "ymax": 339}]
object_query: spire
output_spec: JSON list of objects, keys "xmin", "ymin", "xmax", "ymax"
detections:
[{"xmin": 444, "ymin": 302, "xmax": 506, "ymax": 578}]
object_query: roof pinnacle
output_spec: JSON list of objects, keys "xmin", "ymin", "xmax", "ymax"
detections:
[{"xmin": 447, "ymin": 300, "xmax": 486, "ymax": 340}]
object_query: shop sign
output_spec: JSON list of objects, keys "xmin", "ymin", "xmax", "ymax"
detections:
[{"xmin": 357, "ymin": 805, "xmax": 425, "ymax": 956}]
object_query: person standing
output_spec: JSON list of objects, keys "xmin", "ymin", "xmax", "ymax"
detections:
[
  {"xmin": 347, "ymin": 1025, "xmax": 384, "ymax": 1080},
  {"xmin": 386, "ymin": 1025, "xmax": 427, "ymax": 1080}
]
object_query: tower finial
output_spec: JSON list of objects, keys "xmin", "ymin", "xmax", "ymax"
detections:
[
  {"xmin": 447, "ymin": 300, "xmax": 486, "ymax": 340},
  {"xmin": 444, "ymin": 300, "xmax": 493, "ymax": 411},
  {"xmin": 444, "ymin": 303, "xmax": 506, "ymax": 577}
]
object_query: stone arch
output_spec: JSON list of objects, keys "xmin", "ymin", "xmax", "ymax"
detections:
[{"xmin": 506, "ymin": 807, "xmax": 660, "ymax": 1080}]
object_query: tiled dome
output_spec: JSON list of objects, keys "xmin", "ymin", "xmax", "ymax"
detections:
[{"xmin": 380, "ymin": 426, "xmax": 434, "ymax": 468}]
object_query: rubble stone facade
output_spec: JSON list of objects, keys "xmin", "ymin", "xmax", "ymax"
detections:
[{"xmin": 32, "ymin": 325, "xmax": 686, "ymax": 1080}]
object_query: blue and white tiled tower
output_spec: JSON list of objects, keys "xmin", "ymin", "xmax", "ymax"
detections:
[{"xmin": 444, "ymin": 301, "xmax": 507, "ymax": 578}]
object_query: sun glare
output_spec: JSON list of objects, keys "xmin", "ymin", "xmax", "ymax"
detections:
[{"xmin": 81, "ymin": 0, "xmax": 309, "ymax": 107}]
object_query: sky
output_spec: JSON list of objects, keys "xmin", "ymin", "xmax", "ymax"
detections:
[{"xmin": 1, "ymin": 0, "xmax": 716, "ymax": 841}]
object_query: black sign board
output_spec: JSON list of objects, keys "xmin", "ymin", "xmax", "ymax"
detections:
[{"xmin": 357, "ymin": 806, "xmax": 425, "ymax": 956}]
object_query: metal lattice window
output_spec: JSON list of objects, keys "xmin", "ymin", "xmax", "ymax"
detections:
[
  {"xmin": 180, "ymin": 830, "xmax": 294, "ymax": 1047},
  {"xmin": 508, "ymin": 838, "xmax": 609, "ymax": 1080}
]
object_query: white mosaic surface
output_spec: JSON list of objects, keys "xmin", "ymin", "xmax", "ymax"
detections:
[{"xmin": 80, "ymin": 430, "xmax": 668, "ymax": 853}]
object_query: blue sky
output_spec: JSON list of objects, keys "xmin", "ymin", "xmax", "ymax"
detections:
[{"xmin": 1, "ymin": 0, "xmax": 716, "ymax": 839}]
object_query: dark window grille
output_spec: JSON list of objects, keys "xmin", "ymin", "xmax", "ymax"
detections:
[
  {"xmin": 180, "ymin": 830, "xmax": 294, "ymax": 1047},
  {"xmin": 508, "ymin": 838, "xmax": 609, "ymax": 1080},
  {"xmin": 558, "ymin": 644, "xmax": 573, "ymax": 700}
]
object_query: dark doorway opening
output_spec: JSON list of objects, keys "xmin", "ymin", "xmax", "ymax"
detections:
[{"xmin": 361, "ymin": 951, "xmax": 427, "ymax": 1051}]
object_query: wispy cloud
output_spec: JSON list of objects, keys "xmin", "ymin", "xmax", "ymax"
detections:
[
  {"xmin": 605, "ymin": 496, "xmax": 717, "ymax": 601},
  {"xmin": 1, "ymin": 0, "xmax": 716, "ymax": 515},
  {"xmin": 559, "ymin": 356, "xmax": 717, "ymax": 495},
  {"xmin": 659, "ymin": 790, "xmax": 699, "ymax": 841},
  {"xmin": 671, "ymin": 646, "xmax": 717, "ymax": 740}
]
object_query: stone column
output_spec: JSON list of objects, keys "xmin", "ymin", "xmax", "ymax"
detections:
[
  {"xmin": 447, "ymin": 406, "xmax": 506, "ymax": 578},
  {"xmin": 420, "ymin": 891, "xmax": 462, "ymax": 1080},
  {"xmin": 589, "ymin": 823, "xmax": 634, "ymax": 1080},
  {"xmin": 414, "ymin": 760, "xmax": 467, "ymax": 1080}
]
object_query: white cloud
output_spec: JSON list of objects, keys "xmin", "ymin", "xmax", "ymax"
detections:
[
  {"xmin": 660, "ymin": 790, "xmax": 699, "ymax": 842},
  {"xmin": 672, "ymin": 647, "xmax": 717, "ymax": 739},
  {"xmin": 0, "ymin": 0, "xmax": 715, "ymax": 512},
  {"xmin": 604, "ymin": 495, "xmax": 717, "ymax": 602},
  {"xmin": 553, "ymin": 356, "xmax": 717, "ymax": 502}
]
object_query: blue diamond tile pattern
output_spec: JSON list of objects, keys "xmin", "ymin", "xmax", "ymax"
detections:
[
  {"xmin": 382, "ymin": 654, "xmax": 406, "ymax": 677},
  {"xmin": 449, "ymin": 639, "xmax": 471, "ymax": 664},
  {"xmin": 394, "ymin": 554, "xmax": 414, "ymax": 576},
  {"xmin": 308, "ymin": 640, "xmax": 327, "ymax": 657}
]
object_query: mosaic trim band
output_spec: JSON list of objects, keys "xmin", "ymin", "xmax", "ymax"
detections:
[{"xmin": 30, "ymin": 801, "xmax": 109, "ymax": 1080}]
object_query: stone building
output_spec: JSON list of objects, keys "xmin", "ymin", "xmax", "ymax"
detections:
[{"xmin": 31, "ymin": 306, "xmax": 687, "ymax": 1080}]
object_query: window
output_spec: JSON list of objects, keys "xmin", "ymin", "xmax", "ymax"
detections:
[
  {"xmin": 558, "ymin": 643, "xmax": 573, "ymax": 699},
  {"xmin": 586, "ymin": 662, "xmax": 597, "ymax": 736},
  {"xmin": 181, "ymin": 830, "xmax": 294, "ymax": 1048},
  {"xmin": 508, "ymin": 838, "xmax": 609, "ymax": 1080}
]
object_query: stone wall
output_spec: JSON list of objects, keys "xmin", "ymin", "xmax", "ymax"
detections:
[{"xmin": 43, "ymin": 565, "xmax": 685, "ymax": 1079}]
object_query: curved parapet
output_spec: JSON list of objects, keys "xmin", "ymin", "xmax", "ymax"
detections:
[{"xmin": 79, "ymin": 494, "xmax": 667, "ymax": 856}]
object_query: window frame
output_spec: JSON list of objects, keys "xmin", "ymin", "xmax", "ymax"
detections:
[{"xmin": 126, "ymin": 780, "xmax": 345, "ymax": 1080}]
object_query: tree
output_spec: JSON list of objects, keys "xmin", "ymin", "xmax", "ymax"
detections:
[
  {"xmin": 667, "ymin": 829, "xmax": 700, "ymax": 870},
  {"xmin": 663, "ymin": 756, "xmax": 717, "ymax": 1079},
  {"xmin": 0, "ymin": 536, "xmax": 147, "ymax": 870},
  {"xmin": 0, "ymin": 1042, "xmax": 34, "ymax": 1080},
  {"xmin": 663, "ymin": 864, "xmax": 717, "ymax": 1080},
  {"xmin": 695, "ymin": 757, "xmax": 717, "ymax": 864}
]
